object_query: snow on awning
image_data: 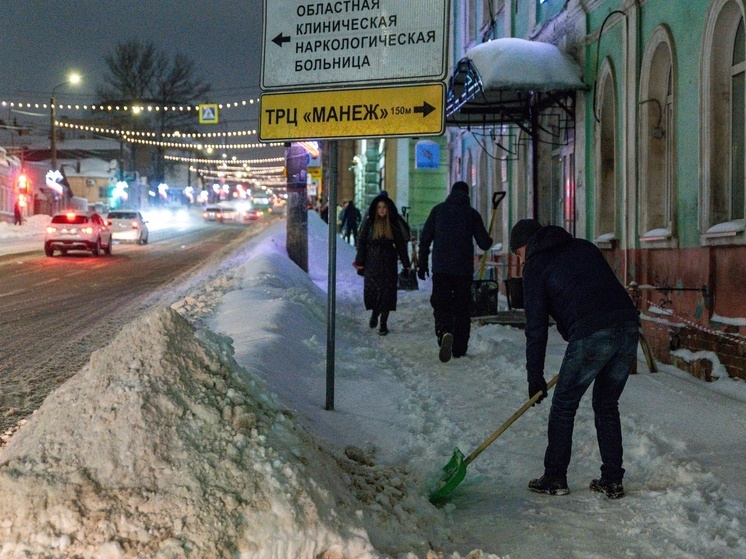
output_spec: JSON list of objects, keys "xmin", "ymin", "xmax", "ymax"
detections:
[{"xmin": 446, "ymin": 38, "xmax": 588, "ymax": 130}]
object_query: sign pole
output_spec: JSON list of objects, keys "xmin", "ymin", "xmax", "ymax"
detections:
[{"xmin": 325, "ymin": 140, "xmax": 338, "ymax": 410}]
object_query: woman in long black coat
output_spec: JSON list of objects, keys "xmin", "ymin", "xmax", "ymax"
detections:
[{"xmin": 354, "ymin": 195, "xmax": 411, "ymax": 335}]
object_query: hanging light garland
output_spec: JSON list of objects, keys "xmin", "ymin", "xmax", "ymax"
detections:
[
  {"xmin": 164, "ymin": 155, "xmax": 284, "ymax": 165},
  {"xmin": 55, "ymin": 120, "xmax": 259, "ymax": 139},
  {"xmin": 1, "ymin": 97, "xmax": 261, "ymax": 113},
  {"xmin": 122, "ymin": 136, "xmax": 281, "ymax": 150}
]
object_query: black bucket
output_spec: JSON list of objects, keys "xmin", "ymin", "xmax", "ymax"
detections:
[{"xmin": 504, "ymin": 277, "xmax": 524, "ymax": 309}]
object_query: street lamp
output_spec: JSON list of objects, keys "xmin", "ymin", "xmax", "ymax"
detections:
[{"xmin": 50, "ymin": 72, "xmax": 81, "ymax": 171}]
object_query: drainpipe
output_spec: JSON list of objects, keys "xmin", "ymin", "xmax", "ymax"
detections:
[
  {"xmin": 531, "ymin": 102, "xmax": 539, "ymax": 219},
  {"xmin": 624, "ymin": 0, "xmax": 641, "ymax": 286}
]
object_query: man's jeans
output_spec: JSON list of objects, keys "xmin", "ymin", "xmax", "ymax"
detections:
[{"xmin": 544, "ymin": 326, "xmax": 638, "ymax": 483}]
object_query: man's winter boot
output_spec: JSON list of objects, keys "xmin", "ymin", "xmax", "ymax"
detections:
[
  {"xmin": 528, "ymin": 475, "xmax": 569, "ymax": 496},
  {"xmin": 369, "ymin": 311, "xmax": 379, "ymax": 329},
  {"xmin": 589, "ymin": 478, "xmax": 625, "ymax": 499},
  {"xmin": 439, "ymin": 332, "xmax": 453, "ymax": 362},
  {"xmin": 378, "ymin": 312, "xmax": 389, "ymax": 336}
]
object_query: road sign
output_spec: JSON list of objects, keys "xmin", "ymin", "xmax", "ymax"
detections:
[
  {"xmin": 259, "ymin": 83, "xmax": 444, "ymax": 141},
  {"xmin": 199, "ymin": 104, "xmax": 219, "ymax": 124},
  {"xmin": 261, "ymin": 0, "xmax": 449, "ymax": 90}
]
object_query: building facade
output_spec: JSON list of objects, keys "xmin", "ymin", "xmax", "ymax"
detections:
[{"xmin": 443, "ymin": 0, "xmax": 746, "ymax": 380}]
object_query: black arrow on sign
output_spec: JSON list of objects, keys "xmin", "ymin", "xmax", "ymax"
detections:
[
  {"xmin": 413, "ymin": 101, "xmax": 436, "ymax": 118},
  {"xmin": 272, "ymin": 33, "xmax": 291, "ymax": 47}
]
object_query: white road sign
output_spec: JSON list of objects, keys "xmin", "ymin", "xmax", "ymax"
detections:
[{"xmin": 261, "ymin": 0, "xmax": 450, "ymax": 90}]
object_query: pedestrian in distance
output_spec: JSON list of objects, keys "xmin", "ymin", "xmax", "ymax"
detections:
[
  {"xmin": 340, "ymin": 200, "xmax": 361, "ymax": 245},
  {"xmin": 417, "ymin": 181, "xmax": 493, "ymax": 362},
  {"xmin": 509, "ymin": 218, "xmax": 640, "ymax": 499},
  {"xmin": 13, "ymin": 201, "xmax": 23, "ymax": 225},
  {"xmin": 353, "ymin": 195, "xmax": 411, "ymax": 336}
]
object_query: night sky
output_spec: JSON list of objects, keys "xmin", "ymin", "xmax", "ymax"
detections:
[{"xmin": 0, "ymin": 0, "xmax": 264, "ymax": 100}]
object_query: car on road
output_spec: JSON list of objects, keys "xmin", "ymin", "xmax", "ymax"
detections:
[
  {"xmin": 44, "ymin": 211, "xmax": 113, "ymax": 257},
  {"xmin": 106, "ymin": 210, "xmax": 149, "ymax": 244},
  {"xmin": 239, "ymin": 205, "xmax": 264, "ymax": 222},
  {"xmin": 203, "ymin": 205, "xmax": 238, "ymax": 222}
]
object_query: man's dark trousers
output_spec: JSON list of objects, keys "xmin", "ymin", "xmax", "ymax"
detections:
[{"xmin": 431, "ymin": 273, "xmax": 472, "ymax": 357}]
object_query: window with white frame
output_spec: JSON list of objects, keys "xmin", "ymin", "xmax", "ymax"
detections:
[
  {"xmin": 701, "ymin": 0, "xmax": 746, "ymax": 243},
  {"xmin": 595, "ymin": 59, "xmax": 618, "ymax": 245},
  {"xmin": 639, "ymin": 26, "xmax": 676, "ymax": 247}
]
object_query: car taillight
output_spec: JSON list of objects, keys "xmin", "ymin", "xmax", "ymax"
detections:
[
  {"xmin": 81, "ymin": 226, "xmax": 94, "ymax": 234},
  {"xmin": 131, "ymin": 221, "xmax": 139, "ymax": 229}
]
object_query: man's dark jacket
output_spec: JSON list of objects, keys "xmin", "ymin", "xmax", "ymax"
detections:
[
  {"xmin": 523, "ymin": 225, "xmax": 639, "ymax": 381},
  {"xmin": 418, "ymin": 190, "xmax": 493, "ymax": 277}
]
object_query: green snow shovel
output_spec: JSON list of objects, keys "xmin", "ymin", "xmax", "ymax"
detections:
[{"xmin": 429, "ymin": 374, "xmax": 559, "ymax": 503}]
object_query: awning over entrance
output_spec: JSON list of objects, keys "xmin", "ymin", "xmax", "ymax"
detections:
[{"xmin": 446, "ymin": 38, "xmax": 588, "ymax": 133}]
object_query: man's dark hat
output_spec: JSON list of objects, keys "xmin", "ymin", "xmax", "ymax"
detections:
[
  {"xmin": 509, "ymin": 218, "xmax": 542, "ymax": 253},
  {"xmin": 452, "ymin": 181, "xmax": 469, "ymax": 193}
]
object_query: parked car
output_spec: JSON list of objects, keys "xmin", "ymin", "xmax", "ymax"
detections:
[
  {"xmin": 44, "ymin": 211, "xmax": 113, "ymax": 257},
  {"xmin": 203, "ymin": 205, "xmax": 238, "ymax": 222},
  {"xmin": 107, "ymin": 210, "xmax": 149, "ymax": 244}
]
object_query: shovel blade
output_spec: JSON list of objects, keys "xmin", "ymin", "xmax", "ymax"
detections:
[{"xmin": 429, "ymin": 448, "xmax": 467, "ymax": 503}]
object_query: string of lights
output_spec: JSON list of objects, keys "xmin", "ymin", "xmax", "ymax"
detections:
[
  {"xmin": 55, "ymin": 120, "xmax": 259, "ymax": 139},
  {"xmin": 164, "ymin": 155, "xmax": 284, "ymax": 165},
  {"xmin": 123, "ymin": 136, "xmax": 281, "ymax": 150},
  {"xmin": 1, "ymin": 97, "xmax": 261, "ymax": 112}
]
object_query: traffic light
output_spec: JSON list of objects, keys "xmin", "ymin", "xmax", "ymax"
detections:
[{"xmin": 16, "ymin": 174, "xmax": 29, "ymax": 194}]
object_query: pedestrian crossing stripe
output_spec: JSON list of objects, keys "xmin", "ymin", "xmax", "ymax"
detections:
[{"xmin": 199, "ymin": 104, "xmax": 219, "ymax": 124}]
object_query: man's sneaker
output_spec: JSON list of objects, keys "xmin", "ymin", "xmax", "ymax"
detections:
[
  {"xmin": 589, "ymin": 478, "xmax": 625, "ymax": 499},
  {"xmin": 528, "ymin": 475, "xmax": 569, "ymax": 496},
  {"xmin": 439, "ymin": 333, "xmax": 453, "ymax": 363}
]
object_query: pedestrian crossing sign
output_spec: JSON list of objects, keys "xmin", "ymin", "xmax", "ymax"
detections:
[{"xmin": 199, "ymin": 104, "xmax": 219, "ymax": 124}]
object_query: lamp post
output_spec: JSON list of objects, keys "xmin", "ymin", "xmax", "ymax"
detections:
[{"xmin": 50, "ymin": 73, "xmax": 81, "ymax": 171}]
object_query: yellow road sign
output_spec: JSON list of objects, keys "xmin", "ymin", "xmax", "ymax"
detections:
[
  {"xmin": 259, "ymin": 83, "xmax": 444, "ymax": 142},
  {"xmin": 199, "ymin": 103, "xmax": 219, "ymax": 124}
]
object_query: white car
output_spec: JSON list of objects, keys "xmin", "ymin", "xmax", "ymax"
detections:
[
  {"xmin": 107, "ymin": 210, "xmax": 149, "ymax": 244},
  {"xmin": 44, "ymin": 211, "xmax": 113, "ymax": 257},
  {"xmin": 203, "ymin": 205, "xmax": 238, "ymax": 222}
]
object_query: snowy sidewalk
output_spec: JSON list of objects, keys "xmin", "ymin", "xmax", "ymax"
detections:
[{"xmin": 210, "ymin": 214, "xmax": 746, "ymax": 558}]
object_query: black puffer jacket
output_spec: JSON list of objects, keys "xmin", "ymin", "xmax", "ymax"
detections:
[
  {"xmin": 523, "ymin": 225, "xmax": 639, "ymax": 381},
  {"xmin": 418, "ymin": 190, "xmax": 493, "ymax": 276}
]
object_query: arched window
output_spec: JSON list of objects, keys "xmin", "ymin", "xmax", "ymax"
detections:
[
  {"xmin": 639, "ymin": 26, "xmax": 677, "ymax": 247},
  {"xmin": 701, "ymin": 0, "xmax": 746, "ymax": 243},
  {"xmin": 595, "ymin": 58, "xmax": 618, "ymax": 245}
]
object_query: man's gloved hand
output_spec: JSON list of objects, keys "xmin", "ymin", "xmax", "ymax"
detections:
[
  {"xmin": 528, "ymin": 376, "xmax": 548, "ymax": 405},
  {"xmin": 417, "ymin": 266, "xmax": 428, "ymax": 281}
]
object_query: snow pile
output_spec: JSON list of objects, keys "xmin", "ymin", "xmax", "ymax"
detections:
[
  {"xmin": 0, "ymin": 214, "xmax": 49, "ymax": 239},
  {"xmin": 0, "ymin": 306, "xmax": 442, "ymax": 558}
]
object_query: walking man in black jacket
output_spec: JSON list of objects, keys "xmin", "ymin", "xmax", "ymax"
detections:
[
  {"xmin": 418, "ymin": 181, "xmax": 493, "ymax": 362},
  {"xmin": 509, "ymin": 219, "xmax": 639, "ymax": 499}
]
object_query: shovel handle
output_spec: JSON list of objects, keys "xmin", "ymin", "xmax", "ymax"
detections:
[
  {"xmin": 477, "ymin": 192, "xmax": 507, "ymax": 280},
  {"xmin": 465, "ymin": 374, "xmax": 559, "ymax": 466}
]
